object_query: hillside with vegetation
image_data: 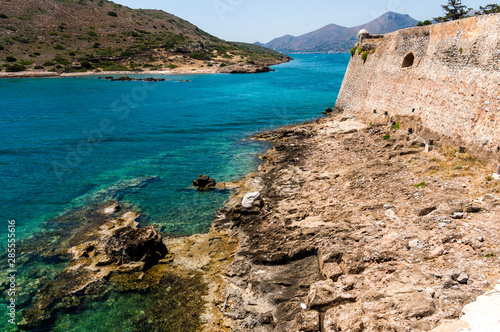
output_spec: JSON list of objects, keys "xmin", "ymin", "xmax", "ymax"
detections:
[{"xmin": 0, "ymin": 0, "xmax": 291, "ymax": 74}]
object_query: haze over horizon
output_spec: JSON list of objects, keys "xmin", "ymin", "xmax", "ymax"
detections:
[{"xmin": 113, "ymin": 0, "xmax": 491, "ymax": 43}]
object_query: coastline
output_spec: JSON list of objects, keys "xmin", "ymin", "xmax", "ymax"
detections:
[
  {"xmin": 0, "ymin": 59, "xmax": 292, "ymax": 79},
  {"xmin": 205, "ymin": 112, "xmax": 500, "ymax": 331},
  {"xmin": 0, "ymin": 68, "xmax": 217, "ymax": 79}
]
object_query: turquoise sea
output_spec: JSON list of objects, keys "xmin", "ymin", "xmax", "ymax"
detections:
[{"xmin": 0, "ymin": 54, "xmax": 349, "ymax": 331}]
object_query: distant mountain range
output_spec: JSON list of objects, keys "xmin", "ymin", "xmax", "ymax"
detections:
[{"xmin": 257, "ymin": 12, "xmax": 419, "ymax": 53}]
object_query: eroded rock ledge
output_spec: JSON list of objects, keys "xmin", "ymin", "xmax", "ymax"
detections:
[{"xmin": 211, "ymin": 114, "xmax": 500, "ymax": 331}]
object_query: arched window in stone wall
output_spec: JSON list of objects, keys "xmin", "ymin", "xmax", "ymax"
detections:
[{"xmin": 402, "ymin": 53, "xmax": 415, "ymax": 68}]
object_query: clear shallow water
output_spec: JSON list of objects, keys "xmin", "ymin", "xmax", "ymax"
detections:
[{"xmin": 0, "ymin": 54, "xmax": 349, "ymax": 330}]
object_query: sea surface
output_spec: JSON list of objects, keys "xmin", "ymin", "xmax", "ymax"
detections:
[{"xmin": 0, "ymin": 54, "xmax": 349, "ymax": 331}]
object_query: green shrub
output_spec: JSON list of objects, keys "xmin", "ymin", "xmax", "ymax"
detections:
[
  {"xmin": 61, "ymin": 34, "xmax": 71, "ymax": 38},
  {"xmin": 87, "ymin": 30, "xmax": 97, "ymax": 37},
  {"xmin": 43, "ymin": 61, "xmax": 55, "ymax": 66},
  {"xmin": 121, "ymin": 49, "xmax": 135, "ymax": 56},
  {"xmin": 459, "ymin": 47, "xmax": 463, "ymax": 53},
  {"xmin": 97, "ymin": 60, "xmax": 115, "ymax": 67},
  {"xmin": 5, "ymin": 64, "xmax": 26, "ymax": 72},
  {"xmin": 108, "ymin": 11, "xmax": 118, "ymax": 17},
  {"xmin": 110, "ymin": 25, "xmax": 116, "ymax": 28},
  {"xmin": 53, "ymin": 55, "xmax": 70, "ymax": 65},
  {"xmin": 102, "ymin": 64, "xmax": 129, "ymax": 71},
  {"xmin": 350, "ymin": 46, "xmax": 357, "ymax": 57},
  {"xmin": 92, "ymin": 42, "xmax": 101, "ymax": 48},
  {"xmin": 0, "ymin": 44, "xmax": 4, "ymax": 51},
  {"xmin": 357, "ymin": 47, "xmax": 363, "ymax": 54},
  {"xmin": 53, "ymin": 44, "xmax": 65, "ymax": 50},
  {"xmin": 361, "ymin": 51, "xmax": 369, "ymax": 62},
  {"xmin": 6, "ymin": 26, "xmax": 17, "ymax": 32},
  {"xmin": 190, "ymin": 52, "xmax": 211, "ymax": 61},
  {"xmin": 392, "ymin": 121, "xmax": 400, "ymax": 130},
  {"xmin": 0, "ymin": 14, "xmax": 8, "ymax": 19},
  {"xmin": 417, "ymin": 20, "xmax": 432, "ymax": 26},
  {"xmin": 6, "ymin": 56, "xmax": 17, "ymax": 62},
  {"xmin": 50, "ymin": 32, "xmax": 58, "ymax": 36},
  {"xmin": 383, "ymin": 134, "xmax": 391, "ymax": 140},
  {"xmin": 68, "ymin": 50, "xmax": 76, "ymax": 56},
  {"xmin": 34, "ymin": 65, "xmax": 44, "ymax": 69},
  {"xmin": 166, "ymin": 64, "xmax": 178, "ymax": 69},
  {"xmin": 19, "ymin": 60, "xmax": 34, "ymax": 65},
  {"xmin": 414, "ymin": 182, "xmax": 426, "ymax": 189},
  {"xmin": 12, "ymin": 36, "xmax": 29, "ymax": 44},
  {"xmin": 80, "ymin": 61, "xmax": 92, "ymax": 69}
]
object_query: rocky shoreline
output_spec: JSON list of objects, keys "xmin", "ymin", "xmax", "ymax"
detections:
[
  {"xmin": 0, "ymin": 63, "xmax": 282, "ymax": 79},
  {"xmin": 205, "ymin": 113, "xmax": 500, "ymax": 331},
  {"xmin": 9, "ymin": 112, "xmax": 499, "ymax": 331}
]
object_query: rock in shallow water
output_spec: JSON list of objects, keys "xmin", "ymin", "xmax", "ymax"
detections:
[
  {"xmin": 105, "ymin": 225, "xmax": 168, "ymax": 269},
  {"xmin": 193, "ymin": 174, "xmax": 216, "ymax": 189}
]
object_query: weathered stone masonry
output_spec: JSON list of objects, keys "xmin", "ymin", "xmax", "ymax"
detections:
[{"xmin": 335, "ymin": 13, "xmax": 500, "ymax": 156}]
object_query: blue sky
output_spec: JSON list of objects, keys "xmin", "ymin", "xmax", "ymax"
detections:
[{"xmin": 113, "ymin": 1, "xmax": 492, "ymax": 43}]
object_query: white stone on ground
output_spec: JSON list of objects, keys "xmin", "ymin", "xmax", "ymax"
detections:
[{"xmin": 241, "ymin": 192, "xmax": 260, "ymax": 208}]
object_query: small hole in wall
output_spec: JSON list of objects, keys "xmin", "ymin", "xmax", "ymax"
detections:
[
  {"xmin": 412, "ymin": 108, "xmax": 416, "ymax": 113},
  {"xmin": 497, "ymin": 146, "xmax": 500, "ymax": 153},
  {"xmin": 402, "ymin": 53, "xmax": 415, "ymax": 68}
]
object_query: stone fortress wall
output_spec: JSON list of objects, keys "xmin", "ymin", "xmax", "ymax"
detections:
[{"xmin": 335, "ymin": 13, "xmax": 500, "ymax": 159}]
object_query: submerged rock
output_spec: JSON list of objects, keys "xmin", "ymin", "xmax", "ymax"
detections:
[
  {"xmin": 193, "ymin": 174, "xmax": 216, "ymax": 189},
  {"xmin": 19, "ymin": 204, "xmax": 169, "ymax": 330}
]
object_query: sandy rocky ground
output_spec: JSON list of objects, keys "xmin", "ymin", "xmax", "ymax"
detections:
[{"xmin": 196, "ymin": 113, "xmax": 500, "ymax": 332}]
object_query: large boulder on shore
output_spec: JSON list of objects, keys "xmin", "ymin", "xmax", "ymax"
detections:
[{"xmin": 105, "ymin": 225, "xmax": 168, "ymax": 269}]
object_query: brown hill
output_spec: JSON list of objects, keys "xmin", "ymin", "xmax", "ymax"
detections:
[{"xmin": 0, "ymin": 0, "xmax": 290, "ymax": 73}]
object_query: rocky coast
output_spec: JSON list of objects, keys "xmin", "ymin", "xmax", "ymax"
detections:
[
  {"xmin": 9, "ymin": 111, "xmax": 500, "ymax": 331},
  {"xmin": 205, "ymin": 112, "xmax": 500, "ymax": 331},
  {"xmin": 0, "ymin": 63, "xmax": 276, "ymax": 79}
]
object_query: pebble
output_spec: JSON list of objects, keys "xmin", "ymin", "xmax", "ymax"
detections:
[
  {"xmin": 457, "ymin": 272, "xmax": 469, "ymax": 284},
  {"xmin": 478, "ymin": 236, "xmax": 484, "ymax": 242},
  {"xmin": 439, "ymin": 223, "xmax": 448, "ymax": 227},
  {"xmin": 300, "ymin": 302, "xmax": 307, "ymax": 310},
  {"xmin": 451, "ymin": 212, "xmax": 464, "ymax": 219},
  {"xmin": 409, "ymin": 239, "xmax": 419, "ymax": 248}
]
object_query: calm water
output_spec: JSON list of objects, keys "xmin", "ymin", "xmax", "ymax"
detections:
[{"xmin": 0, "ymin": 54, "xmax": 349, "ymax": 330}]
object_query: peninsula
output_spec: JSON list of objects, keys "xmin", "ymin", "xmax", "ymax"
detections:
[{"xmin": 0, "ymin": 0, "xmax": 291, "ymax": 78}]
